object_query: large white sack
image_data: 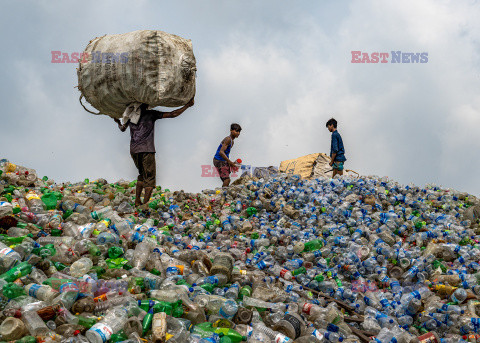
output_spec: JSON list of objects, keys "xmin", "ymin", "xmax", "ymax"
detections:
[{"xmin": 77, "ymin": 30, "xmax": 196, "ymax": 118}]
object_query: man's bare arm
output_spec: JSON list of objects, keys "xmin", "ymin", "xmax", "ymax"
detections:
[
  {"xmin": 162, "ymin": 97, "xmax": 194, "ymax": 119},
  {"xmin": 114, "ymin": 118, "xmax": 128, "ymax": 132},
  {"xmin": 219, "ymin": 137, "xmax": 237, "ymax": 168},
  {"xmin": 330, "ymin": 153, "xmax": 337, "ymax": 166}
]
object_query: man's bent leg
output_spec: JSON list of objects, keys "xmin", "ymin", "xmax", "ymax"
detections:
[
  {"xmin": 222, "ymin": 178, "xmax": 231, "ymax": 187},
  {"xmin": 135, "ymin": 181, "xmax": 144, "ymax": 207},
  {"xmin": 143, "ymin": 187, "xmax": 154, "ymax": 204}
]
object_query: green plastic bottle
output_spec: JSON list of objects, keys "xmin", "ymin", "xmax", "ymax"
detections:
[
  {"xmin": 152, "ymin": 301, "xmax": 173, "ymax": 315},
  {"xmin": 149, "ymin": 200, "xmax": 159, "ymax": 210},
  {"xmin": 53, "ymin": 261, "xmax": 67, "ymax": 271},
  {"xmin": 77, "ymin": 315, "xmax": 98, "ymax": 329},
  {"xmin": 138, "ymin": 300, "xmax": 156, "ymax": 312},
  {"xmin": 150, "ymin": 268, "xmax": 161, "ymax": 276},
  {"xmin": 292, "ymin": 266, "xmax": 306, "ymax": 276},
  {"xmin": 0, "ymin": 235, "xmax": 31, "ymax": 244},
  {"xmin": 142, "ymin": 308, "xmax": 154, "ymax": 336},
  {"xmin": 32, "ymin": 243, "xmax": 56, "ymax": 258},
  {"xmin": 172, "ymin": 305, "xmax": 184, "ymax": 318},
  {"xmin": 238, "ymin": 285, "xmax": 252, "ymax": 300},
  {"xmin": 13, "ymin": 337, "xmax": 36, "ymax": 343},
  {"xmin": 0, "ymin": 262, "xmax": 32, "ymax": 282},
  {"xmin": 200, "ymin": 283, "xmax": 214, "ymax": 293},
  {"xmin": 3, "ymin": 282, "xmax": 26, "ymax": 299},
  {"xmin": 42, "ymin": 278, "xmax": 72, "ymax": 291},
  {"xmin": 192, "ymin": 322, "xmax": 246, "ymax": 342},
  {"xmin": 110, "ymin": 331, "xmax": 128, "ymax": 342},
  {"xmin": 87, "ymin": 242, "xmax": 101, "ymax": 257},
  {"xmin": 303, "ymin": 239, "xmax": 324, "ymax": 252}
]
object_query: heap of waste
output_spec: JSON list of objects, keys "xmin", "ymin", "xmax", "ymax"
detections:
[{"xmin": 0, "ymin": 158, "xmax": 480, "ymax": 343}]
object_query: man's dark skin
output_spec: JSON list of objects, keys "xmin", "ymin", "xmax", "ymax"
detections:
[
  {"xmin": 114, "ymin": 98, "xmax": 194, "ymax": 206},
  {"xmin": 327, "ymin": 123, "xmax": 343, "ymax": 178},
  {"xmin": 218, "ymin": 129, "xmax": 241, "ymax": 187}
]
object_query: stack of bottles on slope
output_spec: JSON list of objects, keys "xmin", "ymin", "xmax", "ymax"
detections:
[{"xmin": 0, "ymin": 159, "xmax": 480, "ymax": 342}]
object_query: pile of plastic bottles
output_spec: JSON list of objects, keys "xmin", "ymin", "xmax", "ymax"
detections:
[{"xmin": 0, "ymin": 159, "xmax": 480, "ymax": 343}]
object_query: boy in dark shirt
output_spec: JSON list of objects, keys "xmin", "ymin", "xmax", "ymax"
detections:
[
  {"xmin": 115, "ymin": 98, "xmax": 194, "ymax": 207},
  {"xmin": 326, "ymin": 118, "xmax": 346, "ymax": 178}
]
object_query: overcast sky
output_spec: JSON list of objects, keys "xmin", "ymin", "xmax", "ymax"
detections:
[{"xmin": 1, "ymin": 0, "xmax": 479, "ymax": 195}]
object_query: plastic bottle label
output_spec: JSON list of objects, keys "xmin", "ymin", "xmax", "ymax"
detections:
[
  {"xmin": 166, "ymin": 266, "xmax": 179, "ymax": 275},
  {"xmin": 28, "ymin": 284, "xmax": 41, "ymax": 298},
  {"xmin": 59, "ymin": 282, "xmax": 79, "ymax": 294},
  {"xmin": 79, "ymin": 223, "xmax": 95, "ymax": 236},
  {"xmin": 0, "ymin": 248, "xmax": 14, "ymax": 257},
  {"xmin": 25, "ymin": 193, "xmax": 40, "ymax": 200},
  {"xmin": 246, "ymin": 326, "xmax": 253, "ymax": 337},
  {"xmin": 311, "ymin": 329, "xmax": 324, "ymax": 340},
  {"xmin": 302, "ymin": 302, "xmax": 313, "ymax": 315},
  {"xmin": 90, "ymin": 323, "xmax": 113, "ymax": 343},
  {"xmin": 275, "ymin": 333, "xmax": 292, "ymax": 343},
  {"xmin": 279, "ymin": 269, "xmax": 289, "ymax": 278}
]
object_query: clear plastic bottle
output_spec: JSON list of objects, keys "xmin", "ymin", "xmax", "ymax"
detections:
[
  {"xmin": 451, "ymin": 288, "xmax": 467, "ymax": 304},
  {"xmin": 21, "ymin": 310, "xmax": 50, "ymax": 336},
  {"xmin": 25, "ymin": 283, "xmax": 58, "ymax": 303},
  {"xmin": 25, "ymin": 191, "xmax": 45, "ymax": 214},
  {"xmin": 132, "ymin": 242, "xmax": 152, "ymax": 270},
  {"xmin": 86, "ymin": 306, "xmax": 129, "ymax": 343},
  {"xmin": 62, "ymin": 222, "xmax": 82, "ymax": 239},
  {"xmin": 70, "ymin": 257, "xmax": 93, "ymax": 278},
  {"xmin": 193, "ymin": 274, "xmax": 228, "ymax": 287},
  {"xmin": 225, "ymin": 282, "xmax": 240, "ymax": 300},
  {"xmin": 218, "ymin": 299, "xmax": 238, "ymax": 320},
  {"xmin": 269, "ymin": 265, "xmax": 294, "ymax": 281},
  {"xmin": 0, "ymin": 241, "xmax": 22, "ymax": 272},
  {"xmin": 96, "ymin": 232, "xmax": 120, "ymax": 245},
  {"xmin": 91, "ymin": 206, "xmax": 113, "ymax": 221},
  {"xmin": 252, "ymin": 322, "xmax": 292, "ymax": 343}
]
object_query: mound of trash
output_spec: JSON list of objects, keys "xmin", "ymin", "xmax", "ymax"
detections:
[{"xmin": 0, "ymin": 158, "xmax": 480, "ymax": 343}]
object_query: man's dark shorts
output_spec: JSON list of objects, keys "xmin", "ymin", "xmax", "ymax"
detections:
[
  {"xmin": 131, "ymin": 152, "xmax": 156, "ymax": 187},
  {"xmin": 213, "ymin": 158, "xmax": 231, "ymax": 181},
  {"xmin": 332, "ymin": 161, "xmax": 344, "ymax": 171}
]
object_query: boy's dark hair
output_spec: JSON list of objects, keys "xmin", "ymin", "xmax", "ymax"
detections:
[
  {"xmin": 231, "ymin": 123, "xmax": 242, "ymax": 132},
  {"xmin": 326, "ymin": 118, "xmax": 337, "ymax": 128}
]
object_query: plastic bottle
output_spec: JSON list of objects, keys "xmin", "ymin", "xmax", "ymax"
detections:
[
  {"xmin": 70, "ymin": 257, "xmax": 94, "ymax": 278},
  {"xmin": 24, "ymin": 283, "xmax": 58, "ymax": 303},
  {"xmin": 86, "ymin": 306, "xmax": 129, "ymax": 343},
  {"xmin": 21, "ymin": 310, "xmax": 50, "ymax": 336},
  {"xmin": 0, "ymin": 241, "xmax": 22, "ymax": 272},
  {"xmin": 0, "ymin": 316, "xmax": 28, "ymax": 340},
  {"xmin": 25, "ymin": 192, "xmax": 44, "ymax": 214}
]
